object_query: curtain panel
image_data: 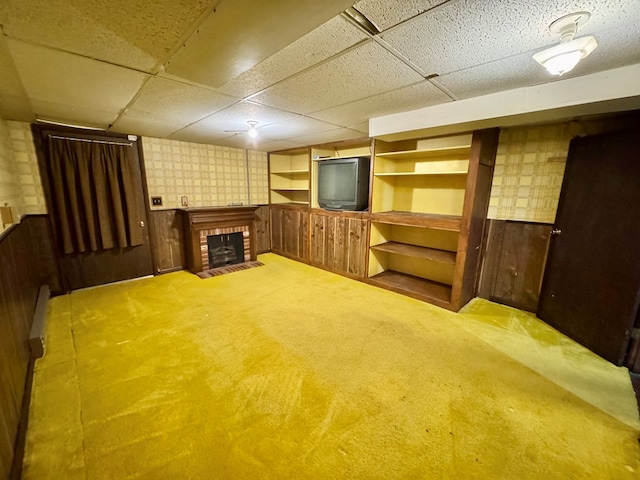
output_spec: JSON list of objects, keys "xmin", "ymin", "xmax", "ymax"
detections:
[{"xmin": 48, "ymin": 137, "xmax": 143, "ymax": 254}]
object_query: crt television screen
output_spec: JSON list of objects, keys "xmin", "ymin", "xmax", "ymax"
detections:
[{"xmin": 319, "ymin": 162, "xmax": 357, "ymax": 202}]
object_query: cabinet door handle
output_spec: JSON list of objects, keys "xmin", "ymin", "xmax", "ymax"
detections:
[{"xmin": 550, "ymin": 227, "xmax": 561, "ymax": 236}]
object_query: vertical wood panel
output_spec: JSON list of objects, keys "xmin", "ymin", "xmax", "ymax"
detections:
[
  {"xmin": 0, "ymin": 215, "xmax": 57, "ymax": 478},
  {"xmin": 478, "ymin": 219, "xmax": 551, "ymax": 312},
  {"xmin": 299, "ymin": 210, "xmax": 308, "ymax": 261},
  {"xmin": 325, "ymin": 216, "xmax": 336, "ymax": 268},
  {"xmin": 254, "ymin": 206, "xmax": 271, "ymax": 254},
  {"xmin": 149, "ymin": 209, "xmax": 186, "ymax": 273},
  {"xmin": 311, "ymin": 213, "xmax": 325, "ymax": 265},
  {"xmin": 334, "ymin": 216, "xmax": 347, "ymax": 272},
  {"xmin": 270, "ymin": 207, "xmax": 283, "ymax": 253},
  {"xmin": 347, "ymin": 218, "xmax": 368, "ymax": 278}
]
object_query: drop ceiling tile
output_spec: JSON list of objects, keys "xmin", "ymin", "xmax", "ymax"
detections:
[
  {"xmin": 353, "ymin": 0, "xmax": 446, "ymax": 31},
  {"xmin": 0, "ymin": 0, "xmax": 213, "ymax": 71},
  {"xmin": 251, "ymin": 41, "xmax": 424, "ymax": 114},
  {"xmin": 348, "ymin": 121, "xmax": 369, "ymax": 135},
  {"xmin": 380, "ymin": 0, "xmax": 640, "ymax": 76},
  {"xmin": 8, "ymin": 40, "xmax": 147, "ymax": 114},
  {"xmin": 31, "ymin": 100, "xmax": 118, "ymax": 130},
  {"xmin": 311, "ymin": 80, "xmax": 451, "ymax": 126},
  {"xmin": 216, "ymin": 134, "xmax": 304, "ymax": 153},
  {"xmin": 258, "ymin": 117, "xmax": 340, "ymax": 141},
  {"xmin": 126, "ymin": 77, "xmax": 239, "ymax": 124},
  {"xmin": 218, "ymin": 16, "xmax": 368, "ymax": 99},
  {"xmin": 0, "ymin": 35, "xmax": 32, "ymax": 120},
  {"xmin": 437, "ymin": 20, "xmax": 640, "ymax": 100},
  {"xmin": 110, "ymin": 115, "xmax": 186, "ymax": 138},
  {"xmin": 286, "ymin": 127, "xmax": 366, "ymax": 146},
  {"xmin": 168, "ymin": 125, "xmax": 236, "ymax": 145},
  {"xmin": 165, "ymin": 0, "xmax": 355, "ymax": 88},
  {"xmin": 191, "ymin": 101, "xmax": 304, "ymax": 133}
]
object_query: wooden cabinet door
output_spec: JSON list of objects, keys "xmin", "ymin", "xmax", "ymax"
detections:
[
  {"xmin": 270, "ymin": 206, "xmax": 308, "ymax": 261},
  {"xmin": 309, "ymin": 211, "xmax": 368, "ymax": 278},
  {"xmin": 538, "ymin": 129, "xmax": 640, "ymax": 365}
]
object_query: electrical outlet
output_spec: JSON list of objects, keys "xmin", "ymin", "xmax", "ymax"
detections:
[
  {"xmin": 181, "ymin": 196, "xmax": 189, "ymax": 206},
  {"xmin": 151, "ymin": 196, "xmax": 162, "ymax": 206}
]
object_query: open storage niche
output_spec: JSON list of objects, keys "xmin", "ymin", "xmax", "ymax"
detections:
[
  {"xmin": 368, "ymin": 130, "xmax": 499, "ymax": 311},
  {"xmin": 310, "ymin": 139, "xmax": 372, "ymax": 209},
  {"xmin": 268, "ymin": 147, "xmax": 311, "ymax": 205}
]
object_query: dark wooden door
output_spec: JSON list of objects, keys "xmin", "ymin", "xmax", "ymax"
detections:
[
  {"xmin": 269, "ymin": 205, "xmax": 308, "ymax": 261},
  {"xmin": 34, "ymin": 128, "xmax": 153, "ymax": 291},
  {"xmin": 538, "ymin": 129, "xmax": 640, "ymax": 365}
]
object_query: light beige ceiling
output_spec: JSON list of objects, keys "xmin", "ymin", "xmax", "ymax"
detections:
[{"xmin": 0, "ymin": 0, "xmax": 639, "ymax": 152}]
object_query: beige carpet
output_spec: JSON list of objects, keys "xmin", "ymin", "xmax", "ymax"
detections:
[{"xmin": 23, "ymin": 253, "xmax": 640, "ymax": 479}]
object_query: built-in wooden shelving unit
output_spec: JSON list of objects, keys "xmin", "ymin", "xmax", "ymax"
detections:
[
  {"xmin": 367, "ymin": 130, "xmax": 499, "ymax": 311},
  {"xmin": 268, "ymin": 148, "xmax": 311, "ymax": 205}
]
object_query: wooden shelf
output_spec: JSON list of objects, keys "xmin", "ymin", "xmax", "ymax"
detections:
[
  {"xmin": 374, "ymin": 171, "xmax": 467, "ymax": 176},
  {"xmin": 370, "ymin": 241, "xmax": 456, "ymax": 265},
  {"xmin": 376, "ymin": 145, "xmax": 471, "ymax": 160},
  {"xmin": 313, "ymin": 153, "xmax": 371, "ymax": 161},
  {"xmin": 369, "ymin": 270, "xmax": 452, "ymax": 307},
  {"xmin": 371, "ymin": 211, "xmax": 462, "ymax": 232},
  {"xmin": 271, "ymin": 188, "xmax": 309, "ymax": 191},
  {"xmin": 271, "ymin": 170, "xmax": 309, "ymax": 174}
]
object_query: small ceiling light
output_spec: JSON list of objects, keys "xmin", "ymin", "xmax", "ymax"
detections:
[
  {"xmin": 247, "ymin": 120, "xmax": 258, "ymax": 138},
  {"xmin": 533, "ymin": 11, "xmax": 598, "ymax": 76}
]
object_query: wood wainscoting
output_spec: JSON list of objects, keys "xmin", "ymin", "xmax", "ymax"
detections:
[
  {"xmin": 270, "ymin": 204, "xmax": 309, "ymax": 262},
  {"xmin": 309, "ymin": 209, "xmax": 369, "ymax": 279},
  {"xmin": 0, "ymin": 215, "xmax": 60, "ymax": 478},
  {"xmin": 149, "ymin": 209, "xmax": 187, "ymax": 274},
  {"xmin": 478, "ymin": 219, "xmax": 551, "ymax": 312}
]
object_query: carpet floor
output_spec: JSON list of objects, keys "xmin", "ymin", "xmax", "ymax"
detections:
[{"xmin": 23, "ymin": 253, "xmax": 640, "ymax": 479}]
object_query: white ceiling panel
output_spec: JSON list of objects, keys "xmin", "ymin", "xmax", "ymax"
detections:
[
  {"xmin": 380, "ymin": 0, "xmax": 640, "ymax": 76},
  {"xmin": 168, "ymin": 125, "xmax": 236, "ymax": 145},
  {"xmin": 218, "ymin": 134, "xmax": 305, "ymax": 153},
  {"xmin": 31, "ymin": 101, "xmax": 119, "ymax": 130},
  {"xmin": 348, "ymin": 121, "xmax": 370, "ymax": 134},
  {"xmin": 353, "ymin": 0, "xmax": 448, "ymax": 31},
  {"xmin": 258, "ymin": 117, "xmax": 341, "ymax": 141},
  {"xmin": 0, "ymin": 35, "xmax": 32, "ymax": 121},
  {"xmin": 191, "ymin": 101, "xmax": 304, "ymax": 132},
  {"xmin": 218, "ymin": 16, "xmax": 368, "ymax": 99},
  {"xmin": 438, "ymin": 18, "xmax": 640, "ymax": 100},
  {"xmin": 311, "ymin": 80, "xmax": 452, "ymax": 126},
  {"xmin": 125, "ymin": 77, "xmax": 239, "ymax": 124},
  {"xmin": 0, "ymin": 0, "xmax": 214, "ymax": 72},
  {"xmin": 285, "ymin": 127, "xmax": 367, "ymax": 146},
  {"xmin": 251, "ymin": 41, "xmax": 424, "ymax": 114},
  {"xmin": 165, "ymin": 0, "xmax": 355, "ymax": 88},
  {"xmin": 110, "ymin": 115, "xmax": 186, "ymax": 138},
  {"xmin": 8, "ymin": 40, "xmax": 147, "ymax": 116}
]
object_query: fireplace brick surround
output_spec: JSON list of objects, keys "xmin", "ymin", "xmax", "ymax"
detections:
[{"xmin": 182, "ymin": 206, "xmax": 259, "ymax": 274}]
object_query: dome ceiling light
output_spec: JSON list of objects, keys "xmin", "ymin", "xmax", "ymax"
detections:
[{"xmin": 533, "ymin": 11, "xmax": 598, "ymax": 76}]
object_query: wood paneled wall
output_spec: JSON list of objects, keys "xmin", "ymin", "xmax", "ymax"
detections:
[
  {"xmin": 0, "ymin": 215, "xmax": 59, "ymax": 478},
  {"xmin": 309, "ymin": 209, "xmax": 368, "ymax": 279},
  {"xmin": 254, "ymin": 206, "xmax": 270, "ymax": 254},
  {"xmin": 149, "ymin": 209, "xmax": 186, "ymax": 273},
  {"xmin": 478, "ymin": 219, "xmax": 551, "ymax": 312}
]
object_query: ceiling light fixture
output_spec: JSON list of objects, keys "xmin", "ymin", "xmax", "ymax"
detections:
[
  {"xmin": 533, "ymin": 11, "xmax": 598, "ymax": 76},
  {"xmin": 247, "ymin": 120, "xmax": 258, "ymax": 138}
]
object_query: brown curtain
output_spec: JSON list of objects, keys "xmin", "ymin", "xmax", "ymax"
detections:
[{"xmin": 48, "ymin": 137, "xmax": 143, "ymax": 254}]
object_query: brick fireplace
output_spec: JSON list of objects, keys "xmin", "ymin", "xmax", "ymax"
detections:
[{"xmin": 182, "ymin": 206, "xmax": 259, "ymax": 274}]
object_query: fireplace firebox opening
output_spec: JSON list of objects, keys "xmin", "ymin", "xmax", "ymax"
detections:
[{"xmin": 207, "ymin": 232, "xmax": 244, "ymax": 269}]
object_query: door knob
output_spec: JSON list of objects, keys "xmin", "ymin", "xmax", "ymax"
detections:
[
  {"xmin": 140, "ymin": 220, "xmax": 145, "ymax": 227},
  {"xmin": 550, "ymin": 227, "xmax": 561, "ymax": 236}
]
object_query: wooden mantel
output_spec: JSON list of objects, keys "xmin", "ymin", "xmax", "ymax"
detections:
[{"xmin": 182, "ymin": 206, "xmax": 259, "ymax": 274}]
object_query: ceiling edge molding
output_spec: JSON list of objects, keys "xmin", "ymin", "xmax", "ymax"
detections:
[{"xmin": 369, "ymin": 63, "xmax": 640, "ymax": 141}]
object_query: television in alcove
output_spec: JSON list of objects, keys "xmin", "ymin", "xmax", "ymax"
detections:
[{"xmin": 317, "ymin": 157, "xmax": 370, "ymax": 211}]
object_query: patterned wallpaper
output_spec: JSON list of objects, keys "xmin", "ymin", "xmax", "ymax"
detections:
[
  {"xmin": 0, "ymin": 118, "xmax": 23, "ymax": 232},
  {"xmin": 7, "ymin": 121, "xmax": 45, "ymax": 215},
  {"xmin": 488, "ymin": 119, "xmax": 614, "ymax": 224},
  {"xmin": 142, "ymin": 137, "xmax": 269, "ymax": 209}
]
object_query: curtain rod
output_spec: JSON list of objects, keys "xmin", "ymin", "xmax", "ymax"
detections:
[{"xmin": 49, "ymin": 135, "xmax": 133, "ymax": 147}]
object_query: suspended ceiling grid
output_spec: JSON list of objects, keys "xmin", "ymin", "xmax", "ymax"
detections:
[{"xmin": 0, "ymin": 0, "xmax": 639, "ymax": 152}]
